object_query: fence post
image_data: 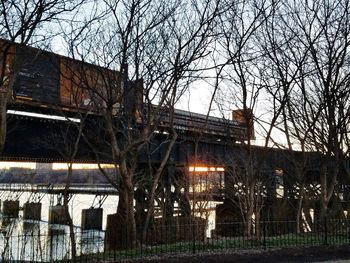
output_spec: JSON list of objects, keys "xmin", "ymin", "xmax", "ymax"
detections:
[
  {"xmin": 348, "ymin": 218, "xmax": 350, "ymax": 243},
  {"xmin": 324, "ymin": 216, "xmax": 328, "ymax": 245},
  {"xmin": 192, "ymin": 221, "xmax": 196, "ymax": 254},
  {"xmin": 263, "ymin": 220, "xmax": 266, "ymax": 250}
]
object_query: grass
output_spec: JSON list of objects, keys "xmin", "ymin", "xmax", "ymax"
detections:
[{"xmin": 70, "ymin": 231, "xmax": 350, "ymax": 262}]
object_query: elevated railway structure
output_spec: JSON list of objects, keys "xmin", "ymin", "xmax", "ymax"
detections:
[
  {"xmin": 1, "ymin": 39, "xmax": 349, "ymax": 227},
  {"xmin": 1, "ymin": 36, "xmax": 250, "ymax": 163}
]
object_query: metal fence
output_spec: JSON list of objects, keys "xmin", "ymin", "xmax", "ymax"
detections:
[{"xmin": 1, "ymin": 218, "xmax": 350, "ymax": 262}]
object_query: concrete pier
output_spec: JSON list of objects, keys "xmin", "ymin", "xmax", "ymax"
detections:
[
  {"xmin": 105, "ymin": 213, "xmax": 125, "ymax": 250},
  {"xmin": 49, "ymin": 205, "xmax": 67, "ymax": 225},
  {"xmin": 81, "ymin": 208, "xmax": 103, "ymax": 230},
  {"xmin": 23, "ymin": 202, "xmax": 42, "ymax": 221},
  {"xmin": 2, "ymin": 200, "xmax": 19, "ymax": 218}
]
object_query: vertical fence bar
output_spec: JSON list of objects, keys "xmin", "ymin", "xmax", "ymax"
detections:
[
  {"xmin": 324, "ymin": 216, "xmax": 328, "ymax": 245},
  {"xmin": 192, "ymin": 221, "xmax": 196, "ymax": 254},
  {"xmin": 16, "ymin": 233, "xmax": 19, "ymax": 262},
  {"xmin": 348, "ymin": 219, "xmax": 350, "ymax": 244},
  {"xmin": 263, "ymin": 220, "xmax": 266, "ymax": 250},
  {"xmin": 140, "ymin": 226, "xmax": 143, "ymax": 259}
]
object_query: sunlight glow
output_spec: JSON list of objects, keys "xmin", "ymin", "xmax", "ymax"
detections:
[
  {"xmin": 52, "ymin": 163, "xmax": 114, "ymax": 170},
  {"xmin": 0, "ymin": 162, "xmax": 36, "ymax": 169},
  {"xmin": 189, "ymin": 166, "xmax": 225, "ymax": 172},
  {"xmin": 0, "ymin": 162, "xmax": 114, "ymax": 170},
  {"xmin": 7, "ymin": 110, "xmax": 81, "ymax": 123}
]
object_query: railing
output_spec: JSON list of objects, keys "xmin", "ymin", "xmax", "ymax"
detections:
[
  {"xmin": 0, "ymin": 183, "xmax": 119, "ymax": 195},
  {"xmin": 1, "ymin": 218, "xmax": 350, "ymax": 262}
]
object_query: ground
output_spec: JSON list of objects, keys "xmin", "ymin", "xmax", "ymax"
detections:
[{"xmin": 130, "ymin": 245, "xmax": 350, "ymax": 262}]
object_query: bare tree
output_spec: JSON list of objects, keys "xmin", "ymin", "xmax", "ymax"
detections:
[
  {"xmin": 212, "ymin": 0, "xmax": 279, "ymax": 238},
  {"xmin": 36, "ymin": 104, "xmax": 88, "ymax": 259},
  {"xmin": 59, "ymin": 0, "xmax": 223, "ymax": 247},
  {"xmin": 53, "ymin": 117, "xmax": 86, "ymax": 260},
  {"xmin": 274, "ymin": 0, "xmax": 350, "ymax": 219},
  {"xmin": 255, "ymin": 1, "xmax": 313, "ymax": 231}
]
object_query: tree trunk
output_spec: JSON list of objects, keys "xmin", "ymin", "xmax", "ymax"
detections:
[
  {"xmin": 125, "ymin": 176, "xmax": 137, "ymax": 248},
  {"xmin": 245, "ymin": 176, "xmax": 255, "ymax": 238},
  {"xmin": 64, "ymin": 164, "xmax": 76, "ymax": 260},
  {"xmin": 117, "ymin": 182, "xmax": 128, "ymax": 216},
  {"xmin": 296, "ymin": 182, "xmax": 305, "ymax": 234},
  {"xmin": 142, "ymin": 134, "xmax": 177, "ymax": 243},
  {"xmin": 246, "ymin": 212, "xmax": 253, "ymax": 238},
  {"xmin": 320, "ymin": 164, "xmax": 329, "ymax": 218},
  {"xmin": 255, "ymin": 208, "xmax": 261, "ymax": 241},
  {"xmin": 320, "ymin": 162, "xmax": 338, "ymax": 219}
]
